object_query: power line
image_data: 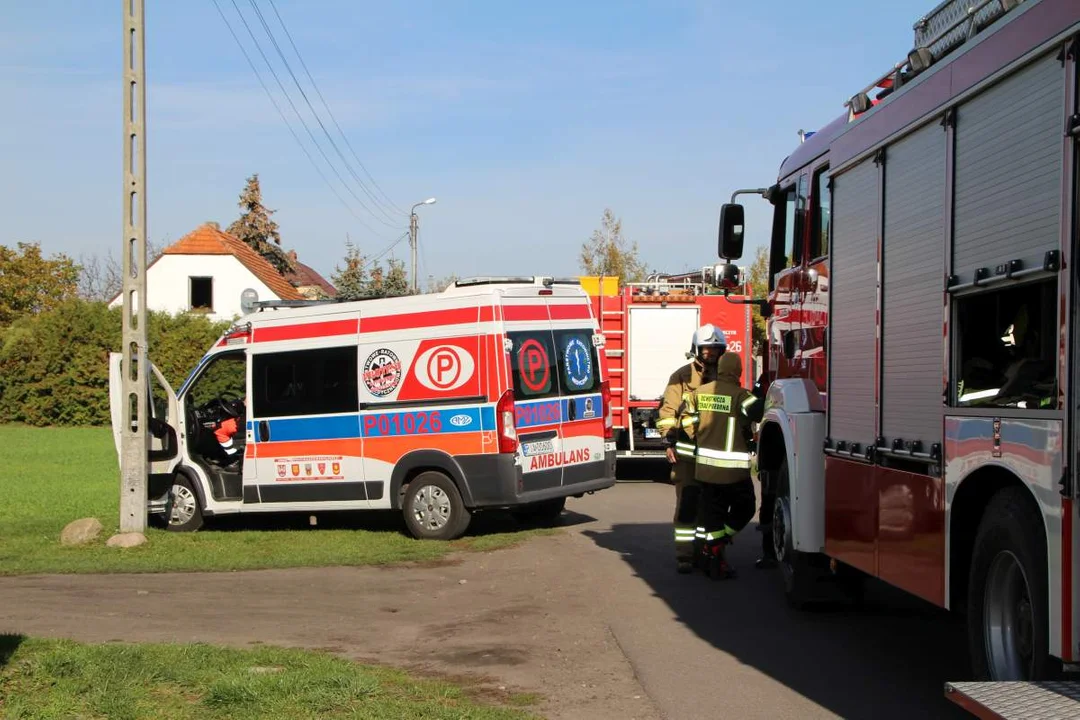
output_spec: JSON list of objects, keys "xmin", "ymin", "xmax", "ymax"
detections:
[
  {"xmin": 246, "ymin": 0, "xmax": 401, "ymax": 228},
  {"xmin": 210, "ymin": 0, "xmax": 392, "ymax": 241},
  {"xmin": 370, "ymin": 231, "xmax": 409, "ymax": 263},
  {"xmin": 266, "ymin": 0, "xmax": 407, "ymax": 218},
  {"xmin": 224, "ymin": 0, "xmax": 397, "ymax": 237}
]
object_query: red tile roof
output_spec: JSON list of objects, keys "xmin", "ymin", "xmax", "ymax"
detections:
[
  {"xmin": 164, "ymin": 224, "xmax": 304, "ymax": 301},
  {"xmin": 284, "ymin": 251, "xmax": 337, "ymax": 297}
]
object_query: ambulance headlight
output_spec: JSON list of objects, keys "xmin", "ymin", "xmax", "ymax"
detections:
[{"xmin": 240, "ymin": 288, "xmax": 259, "ymax": 314}]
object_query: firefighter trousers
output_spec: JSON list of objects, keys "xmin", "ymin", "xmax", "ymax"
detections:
[
  {"xmin": 672, "ymin": 459, "xmax": 699, "ymax": 560},
  {"xmin": 695, "ymin": 477, "xmax": 756, "ymax": 546}
]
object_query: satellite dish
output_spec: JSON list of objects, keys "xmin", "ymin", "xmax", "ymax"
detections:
[{"xmin": 240, "ymin": 288, "xmax": 259, "ymax": 314}]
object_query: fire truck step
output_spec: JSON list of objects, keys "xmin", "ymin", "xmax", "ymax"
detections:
[{"xmin": 945, "ymin": 680, "xmax": 1080, "ymax": 719}]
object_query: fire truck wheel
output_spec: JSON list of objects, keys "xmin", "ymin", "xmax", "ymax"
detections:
[
  {"xmin": 165, "ymin": 475, "xmax": 203, "ymax": 533},
  {"xmin": 512, "ymin": 497, "xmax": 566, "ymax": 527},
  {"xmin": 967, "ymin": 486, "xmax": 1051, "ymax": 681},
  {"xmin": 403, "ymin": 471, "xmax": 471, "ymax": 541},
  {"xmin": 774, "ymin": 458, "xmax": 823, "ymax": 609}
]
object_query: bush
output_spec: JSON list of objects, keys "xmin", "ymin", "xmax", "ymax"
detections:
[{"xmin": 0, "ymin": 300, "xmax": 229, "ymax": 426}]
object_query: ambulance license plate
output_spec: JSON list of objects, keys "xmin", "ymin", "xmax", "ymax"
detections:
[
  {"xmin": 522, "ymin": 440, "xmax": 555, "ymax": 457},
  {"xmin": 644, "ymin": 428, "xmax": 661, "ymax": 439}
]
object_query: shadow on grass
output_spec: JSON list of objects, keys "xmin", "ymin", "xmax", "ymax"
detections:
[{"xmin": 0, "ymin": 634, "xmax": 24, "ymax": 668}]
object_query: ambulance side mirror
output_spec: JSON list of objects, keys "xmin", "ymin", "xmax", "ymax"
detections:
[{"xmin": 719, "ymin": 203, "xmax": 745, "ymax": 260}]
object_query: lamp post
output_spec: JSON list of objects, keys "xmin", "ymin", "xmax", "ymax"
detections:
[{"xmin": 409, "ymin": 197, "xmax": 436, "ymax": 293}]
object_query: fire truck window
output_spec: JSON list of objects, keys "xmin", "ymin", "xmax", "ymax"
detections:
[
  {"xmin": 188, "ymin": 353, "xmax": 246, "ymax": 409},
  {"xmin": 252, "ymin": 346, "xmax": 359, "ymax": 418},
  {"xmin": 769, "ymin": 187, "xmax": 798, "ymax": 287},
  {"xmin": 554, "ymin": 329, "xmax": 599, "ymax": 395},
  {"xmin": 509, "ymin": 331, "xmax": 557, "ymax": 400},
  {"xmin": 954, "ymin": 280, "xmax": 1057, "ymax": 409},
  {"xmin": 811, "ymin": 168, "xmax": 830, "ymax": 259}
]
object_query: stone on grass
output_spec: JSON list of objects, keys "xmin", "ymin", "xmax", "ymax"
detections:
[
  {"xmin": 106, "ymin": 532, "xmax": 147, "ymax": 548},
  {"xmin": 60, "ymin": 518, "xmax": 103, "ymax": 546}
]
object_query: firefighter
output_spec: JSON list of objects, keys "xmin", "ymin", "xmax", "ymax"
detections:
[
  {"xmin": 690, "ymin": 351, "xmax": 764, "ymax": 579},
  {"xmin": 657, "ymin": 324, "xmax": 726, "ymax": 574}
]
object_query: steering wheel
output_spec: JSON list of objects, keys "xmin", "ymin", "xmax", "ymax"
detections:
[{"xmin": 209, "ymin": 392, "xmax": 242, "ymax": 418}]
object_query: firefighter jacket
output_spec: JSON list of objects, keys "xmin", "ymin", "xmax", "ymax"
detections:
[
  {"xmin": 656, "ymin": 359, "xmax": 713, "ymax": 454},
  {"xmin": 677, "ymin": 353, "xmax": 764, "ymax": 484}
]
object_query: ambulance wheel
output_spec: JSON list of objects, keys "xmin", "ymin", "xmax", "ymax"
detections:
[
  {"xmin": 774, "ymin": 458, "xmax": 823, "ymax": 609},
  {"xmin": 967, "ymin": 486, "xmax": 1051, "ymax": 680},
  {"xmin": 165, "ymin": 475, "xmax": 203, "ymax": 532},
  {"xmin": 403, "ymin": 472, "xmax": 471, "ymax": 541},
  {"xmin": 512, "ymin": 497, "xmax": 566, "ymax": 527}
]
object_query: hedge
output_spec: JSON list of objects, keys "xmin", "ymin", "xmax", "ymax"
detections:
[{"xmin": 0, "ymin": 300, "xmax": 230, "ymax": 426}]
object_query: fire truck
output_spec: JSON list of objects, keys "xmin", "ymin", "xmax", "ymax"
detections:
[
  {"xmin": 580, "ymin": 272, "xmax": 752, "ymax": 457},
  {"xmin": 714, "ymin": 0, "xmax": 1080, "ymax": 700}
]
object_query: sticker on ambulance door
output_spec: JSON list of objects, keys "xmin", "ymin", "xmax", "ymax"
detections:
[
  {"xmin": 363, "ymin": 348, "xmax": 403, "ymax": 397},
  {"xmin": 563, "ymin": 335, "xmax": 593, "ymax": 390}
]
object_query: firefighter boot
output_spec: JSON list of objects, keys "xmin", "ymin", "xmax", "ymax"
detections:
[{"xmin": 706, "ymin": 540, "xmax": 737, "ymax": 580}]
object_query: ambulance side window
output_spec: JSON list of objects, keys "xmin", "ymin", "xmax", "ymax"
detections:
[
  {"xmin": 252, "ymin": 346, "xmax": 359, "ymax": 418},
  {"xmin": 554, "ymin": 329, "xmax": 598, "ymax": 395},
  {"xmin": 509, "ymin": 331, "xmax": 557, "ymax": 400}
]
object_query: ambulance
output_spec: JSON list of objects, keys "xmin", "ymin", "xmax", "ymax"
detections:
[{"xmin": 109, "ymin": 277, "xmax": 617, "ymax": 539}]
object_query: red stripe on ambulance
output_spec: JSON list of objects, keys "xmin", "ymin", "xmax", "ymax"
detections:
[{"xmin": 253, "ymin": 319, "xmax": 359, "ymax": 343}]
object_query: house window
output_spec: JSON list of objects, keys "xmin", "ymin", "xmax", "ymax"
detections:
[{"xmin": 190, "ymin": 277, "xmax": 213, "ymax": 312}]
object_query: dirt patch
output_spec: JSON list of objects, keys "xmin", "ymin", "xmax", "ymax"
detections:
[{"xmin": 0, "ymin": 532, "xmax": 659, "ymax": 720}]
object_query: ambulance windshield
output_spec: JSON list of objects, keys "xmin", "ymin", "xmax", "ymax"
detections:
[{"xmin": 509, "ymin": 329, "xmax": 599, "ymax": 401}]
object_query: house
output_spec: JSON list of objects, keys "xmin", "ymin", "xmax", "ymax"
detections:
[
  {"xmin": 284, "ymin": 250, "xmax": 337, "ymax": 300},
  {"xmin": 110, "ymin": 223, "xmax": 335, "ymax": 322}
]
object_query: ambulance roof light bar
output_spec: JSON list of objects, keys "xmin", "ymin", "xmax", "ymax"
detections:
[{"xmin": 240, "ymin": 288, "xmax": 336, "ymax": 314}]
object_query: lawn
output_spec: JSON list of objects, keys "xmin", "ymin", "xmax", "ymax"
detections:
[
  {"xmin": 0, "ymin": 635, "xmax": 538, "ymax": 719},
  {"xmin": 1, "ymin": 425, "xmax": 555, "ymax": 575}
]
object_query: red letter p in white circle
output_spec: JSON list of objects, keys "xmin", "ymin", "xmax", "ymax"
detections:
[{"xmin": 415, "ymin": 345, "xmax": 475, "ymax": 391}]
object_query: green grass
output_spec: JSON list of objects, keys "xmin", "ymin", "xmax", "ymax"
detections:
[
  {"xmin": 0, "ymin": 635, "xmax": 539, "ymax": 719},
  {"xmin": 0, "ymin": 425, "xmax": 556, "ymax": 575}
]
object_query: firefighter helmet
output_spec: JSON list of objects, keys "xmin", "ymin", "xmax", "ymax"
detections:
[{"xmin": 691, "ymin": 324, "xmax": 727, "ymax": 358}]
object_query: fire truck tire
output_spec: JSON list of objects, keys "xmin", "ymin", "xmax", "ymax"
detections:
[
  {"xmin": 402, "ymin": 471, "xmax": 471, "ymax": 541},
  {"xmin": 967, "ymin": 486, "xmax": 1051, "ymax": 680},
  {"xmin": 165, "ymin": 475, "xmax": 204, "ymax": 533},
  {"xmin": 512, "ymin": 497, "xmax": 566, "ymax": 527},
  {"xmin": 775, "ymin": 458, "xmax": 824, "ymax": 609}
]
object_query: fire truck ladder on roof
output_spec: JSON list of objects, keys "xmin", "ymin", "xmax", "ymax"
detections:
[{"xmin": 846, "ymin": 0, "xmax": 1026, "ymax": 117}]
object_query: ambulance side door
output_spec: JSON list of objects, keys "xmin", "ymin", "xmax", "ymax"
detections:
[{"xmin": 247, "ymin": 345, "xmax": 367, "ymax": 507}]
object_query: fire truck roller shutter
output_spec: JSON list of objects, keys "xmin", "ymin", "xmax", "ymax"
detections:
[
  {"xmin": 952, "ymin": 50, "xmax": 1064, "ymax": 285},
  {"xmin": 881, "ymin": 120, "xmax": 946, "ymax": 451},
  {"xmin": 828, "ymin": 157, "xmax": 879, "ymax": 450}
]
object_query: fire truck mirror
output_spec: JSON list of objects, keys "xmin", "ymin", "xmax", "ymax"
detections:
[
  {"xmin": 719, "ymin": 203, "xmax": 745, "ymax": 260},
  {"xmin": 717, "ymin": 262, "xmax": 741, "ymax": 290}
]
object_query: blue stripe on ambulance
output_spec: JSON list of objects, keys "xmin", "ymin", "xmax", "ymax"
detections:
[
  {"xmin": 514, "ymin": 394, "xmax": 602, "ymax": 429},
  {"xmin": 258, "ymin": 406, "xmax": 496, "ymax": 440}
]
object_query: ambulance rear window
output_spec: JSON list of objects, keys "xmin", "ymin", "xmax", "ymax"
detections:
[{"xmin": 508, "ymin": 329, "xmax": 599, "ymax": 400}]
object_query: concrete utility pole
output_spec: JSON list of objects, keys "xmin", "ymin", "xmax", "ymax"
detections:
[
  {"xmin": 409, "ymin": 197, "xmax": 437, "ymax": 293},
  {"xmin": 120, "ymin": 0, "xmax": 149, "ymax": 533}
]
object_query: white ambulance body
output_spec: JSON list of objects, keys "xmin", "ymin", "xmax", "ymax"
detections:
[{"xmin": 109, "ymin": 277, "xmax": 617, "ymax": 539}]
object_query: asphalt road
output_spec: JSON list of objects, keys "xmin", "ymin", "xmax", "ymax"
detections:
[{"xmin": 577, "ymin": 459, "xmax": 971, "ymax": 720}]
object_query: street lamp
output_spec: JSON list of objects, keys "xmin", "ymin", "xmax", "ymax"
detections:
[{"xmin": 409, "ymin": 197, "xmax": 437, "ymax": 293}]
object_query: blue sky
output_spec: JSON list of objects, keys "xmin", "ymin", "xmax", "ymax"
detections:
[{"xmin": 1, "ymin": 0, "xmax": 927, "ymax": 285}]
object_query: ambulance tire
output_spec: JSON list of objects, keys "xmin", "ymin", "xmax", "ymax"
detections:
[
  {"xmin": 403, "ymin": 471, "xmax": 471, "ymax": 541},
  {"xmin": 967, "ymin": 486, "xmax": 1052, "ymax": 680},
  {"xmin": 512, "ymin": 497, "xmax": 566, "ymax": 527},
  {"xmin": 165, "ymin": 475, "xmax": 204, "ymax": 533}
]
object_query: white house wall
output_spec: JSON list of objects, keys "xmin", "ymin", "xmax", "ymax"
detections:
[{"xmin": 108, "ymin": 255, "xmax": 282, "ymax": 322}]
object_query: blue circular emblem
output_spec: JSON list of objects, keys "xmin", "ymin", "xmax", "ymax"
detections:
[{"xmin": 564, "ymin": 336, "xmax": 593, "ymax": 389}]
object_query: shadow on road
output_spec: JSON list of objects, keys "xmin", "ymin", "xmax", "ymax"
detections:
[
  {"xmin": 204, "ymin": 505, "xmax": 596, "ymax": 538},
  {"xmin": 0, "ymin": 634, "xmax": 24, "ymax": 668},
  {"xmin": 583, "ymin": 520, "xmax": 969, "ymax": 720}
]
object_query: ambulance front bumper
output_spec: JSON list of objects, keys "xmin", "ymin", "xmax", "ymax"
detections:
[{"xmin": 458, "ymin": 449, "xmax": 617, "ymax": 509}]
